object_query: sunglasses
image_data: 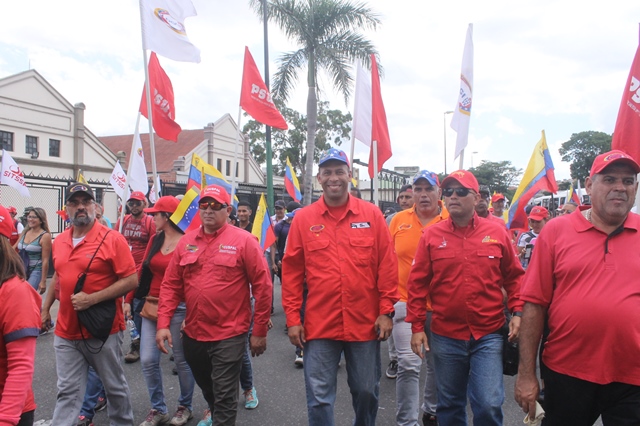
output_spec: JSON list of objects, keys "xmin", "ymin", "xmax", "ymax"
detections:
[
  {"xmin": 442, "ymin": 187, "xmax": 473, "ymax": 197},
  {"xmin": 67, "ymin": 198, "xmax": 94, "ymax": 207},
  {"xmin": 127, "ymin": 200, "xmax": 143, "ymax": 207},
  {"xmin": 198, "ymin": 201, "xmax": 227, "ymax": 211}
]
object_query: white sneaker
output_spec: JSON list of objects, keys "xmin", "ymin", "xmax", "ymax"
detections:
[{"xmin": 294, "ymin": 355, "xmax": 303, "ymax": 367}]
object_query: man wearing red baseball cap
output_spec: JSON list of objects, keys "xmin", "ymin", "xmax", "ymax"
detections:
[
  {"xmin": 516, "ymin": 150, "xmax": 640, "ymax": 424},
  {"xmin": 491, "ymin": 193, "xmax": 506, "ymax": 220},
  {"xmin": 516, "ymin": 206, "xmax": 549, "ymax": 269},
  {"xmin": 157, "ymin": 185, "xmax": 272, "ymax": 426},
  {"xmin": 407, "ymin": 169, "xmax": 524, "ymax": 426},
  {"xmin": 116, "ymin": 190, "xmax": 156, "ymax": 363}
]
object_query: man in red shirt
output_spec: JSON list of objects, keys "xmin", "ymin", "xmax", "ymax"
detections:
[
  {"xmin": 157, "ymin": 185, "xmax": 272, "ymax": 426},
  {"xmin": 117, "ymin": 190, "xmax": 156, "ymax": 363},
  {"xmin": 515, "ymin": 150, "xmax": 640, "ymax": 425},
  {"xmin": 43, "ymin": 182, "xmax": 138, "ymax": 425},
  {"xmin": 491, "ymin": 193, "xmax": 506, "ymax": 219},
  {"xmin": 282, "ymin": 148, "xmax": 399, "ymax": 426},
  {"xmin": 407, "ymin": 170, "xmax": 524, "ymax": 426}
]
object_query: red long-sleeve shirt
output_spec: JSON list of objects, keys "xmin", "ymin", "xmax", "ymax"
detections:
[
  {"xmin": 158, "ymin": 223, "xmax": 272, "ymax": 340},
  {"xmin": 406, "ymin": 213, "xmax": 524, "ymax": 340},
  {"xmin": 282, "ymin": 196, "xmax": 399, "ymax": 342}
]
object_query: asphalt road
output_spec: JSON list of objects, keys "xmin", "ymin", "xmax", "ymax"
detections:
[{"xmin": 31, "ymin": 281, "xmax": 600, "ymax": 426}]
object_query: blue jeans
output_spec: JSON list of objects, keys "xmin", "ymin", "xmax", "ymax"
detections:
[
  {"xmin": 26, "ymin": 269, "xmax": 41, "ymax": 291},
  {"xmin": 240, "ymin": 298, "xmax": 255, "ymax": 391},
  {"xmin": 140, "ymin": 303, "xmax": 194, "ymax": 413},
  {"xmin": 80, "ymin": 367, "xmax": 106, "ymax": 418},
  {"xmin": 132, "ymin": 297, "xmax": 143, "ymax": 337},
  {"xmin": 431, "ymin": 331, "xmax": 504, "ymax": 426},
  {"xmin": 304, "ymin": 339, "xmax": 381, "ymax": 426}
]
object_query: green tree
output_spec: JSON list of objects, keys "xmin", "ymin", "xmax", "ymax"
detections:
[
  {"xmin": 250, "ymin": 0, "xmax": 380, "ymax": 204},
  {"xmin": 558, "ymin": 131, "xmax": 612, "ymax": 181},
  {"xmin": 469, "ymin": 160, "xmax": 522, "ymax": 199},
  {"xmin": 243, "ymin": 100, "xmax": 352, "ymax": 184}
]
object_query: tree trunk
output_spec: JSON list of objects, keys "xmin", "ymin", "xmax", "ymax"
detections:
[{"xmin": 303, "ymin": 85, "xmax": 318, "ymax": 205}]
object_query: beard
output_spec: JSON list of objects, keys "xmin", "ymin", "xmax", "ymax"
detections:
[{"xmin": 72, "ymin": 212, "xmax": 94, "ymax": 227}]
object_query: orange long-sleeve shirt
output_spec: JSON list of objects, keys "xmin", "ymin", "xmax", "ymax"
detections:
[{"xmin": 282, "ymin": 196, "xmax": 399, "ymax": 342}]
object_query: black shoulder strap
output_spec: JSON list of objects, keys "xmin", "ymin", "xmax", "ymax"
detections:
[{"xmin": 74, "ymin": 230, "xmax": 111, "ymax": 294}]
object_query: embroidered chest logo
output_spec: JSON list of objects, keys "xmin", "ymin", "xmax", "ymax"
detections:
[
  {"xmin": 350, "ymin": 222, "xmax": 370, "ymax": 229},
  {"xmin": 310, "ymin": 224, "xmax": 325, "ymax": 237},
  {"xmin": 185, "ymin": 244, "xmax": 198, "ymax": 253},
  {"xmin": 398, "ymin": 223, "xmax": 412, "ymax": 231},
  {"xmin": 482, "ymin": 235, "xmax": 499, "ymax": 244},
  {"xmin": 437, "ymin": 237, "xmax": 447, "ymax": 249},
  {"xmin": 219, "ymin": 244, "xmax": 237, "ymax": 254}
]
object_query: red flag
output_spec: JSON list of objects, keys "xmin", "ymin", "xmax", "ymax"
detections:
[
  {"xmin": 612, "ymin": 44, "xmax": 640, "ymax": 163},
  {"xmin": 368, "ymin": 54, "xmax": 392, "ymax": 178},
  {"xmin": 240, "ymin": 47, "xmax": 288, "ymax": 130},
  {"xmin": 140, "ymin": 52, "xmax": 182, "ymax": 142}
]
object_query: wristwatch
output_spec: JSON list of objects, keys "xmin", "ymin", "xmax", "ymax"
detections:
[
  {"xmin": 384, "ymin": 311, "xmax": 395, "ymax": 319},
  {"xmin": 512, "ymin": 311, "xmax": 522, "ymax": 318}
]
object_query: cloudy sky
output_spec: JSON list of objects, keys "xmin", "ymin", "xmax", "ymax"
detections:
[{"xmin": 2, "ymin": 1, "xmax": 639, "ymax": 182}]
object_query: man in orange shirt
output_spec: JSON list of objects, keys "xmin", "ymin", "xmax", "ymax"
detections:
[
  {"xmin": 389, "ymin": 170, "xmax": 448, "ymax": 426},
  {"xmin": 282, "ymin": 148, "xmax": 399, "ymax": 426},
  {"xmin": 43, "ymin": 182, "xmax": 138, "ymax": 425}
]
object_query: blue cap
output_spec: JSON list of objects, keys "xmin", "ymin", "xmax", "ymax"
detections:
[
  {"xmin": 318, "ymin": 148, "xmax": 350, "ymax": 167},
  {"xmin": 286, "ymin": 208, "xmax": 301, "ymax": 219},
  {"xmin": 412, "ymin": 170, "xmax": 439, "ymax": 186}
]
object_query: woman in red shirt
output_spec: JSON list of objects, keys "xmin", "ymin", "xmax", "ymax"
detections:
[
  {"xmin": 0, "ymin": 204, "xmax": 41, "ymax": 425},
  {"xmin": 130, "ymin": 196, "xmax": 195, "ymax": 426}
]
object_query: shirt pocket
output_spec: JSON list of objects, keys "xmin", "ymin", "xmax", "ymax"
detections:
[
  {"xmin": 211, "ymin": 254, "xmax": 237, "ymax": 281},
  {"xmin": 179, "ymin": 252, "xmax": 202, "ymax": 279},
  {"xmin": 430, "ymin": 248, "xmax": 456, "ymax": 262},
  {"xmin": 305, "ymin": 239, "xmax": 330, "ymax": 268},
  {"xmin": 477, "ymin": 246, "xmax": 503, "ymax": 266},
  {"xmin": 349, "ymin": 236, "xmax": 374, "ymax": 267}
]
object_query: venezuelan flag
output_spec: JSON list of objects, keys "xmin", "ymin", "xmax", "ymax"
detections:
[
  {"xmin": 284, "ymin": 157, "xmax": 302, "ymax": 202},
  {"xmin": 568, "ymin": 182, "xmax": 581, "ymax": 205},
  {"xmin": 507, "ymin": 130, "xmax": 558, "ymax": 230},
  {"xmin": 170, "ymin": 187, "xmax": 201, "ymax": 233},
  {"xmin": 251, "ymin": 193, "xmax": 276, "ymax": 251},
  {"xmin": 187, "ymin": 153, "xmax": 238, "ymax": 206}
]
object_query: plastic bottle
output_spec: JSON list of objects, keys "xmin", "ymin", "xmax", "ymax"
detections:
[{"xmin": 127, "ymin": 319, "xmax": 139, "ymax": 340}]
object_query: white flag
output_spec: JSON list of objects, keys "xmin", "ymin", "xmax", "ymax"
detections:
[
  {"xmin": 140, "ymin": 0, "xmax": 201, "ymax": 63},
  {"xmin": 352, "ymin": 60, "xmax": 372, "ymax": 148},
  {"xmin": 109, "ymin": 162, "xmax": 127, "ymax": 199},
  {"xmin": 149, "ymin": 175, "xmax": 162, "ymax": 203},
  {"xmin": 1, "ymin": 150, "xmax": 30, "ymax": 197},
  {"xmin": 451, "ymin": 23, "xmax": 474, "ymax": 160},
  {"xmin": 128, "ymin": 127, "xmax": 149, "ymax": 194}
]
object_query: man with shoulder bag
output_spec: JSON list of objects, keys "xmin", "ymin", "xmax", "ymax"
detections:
[{"xmin": 42, "ymin": 182, "xmax": 138, "ymax": 425}]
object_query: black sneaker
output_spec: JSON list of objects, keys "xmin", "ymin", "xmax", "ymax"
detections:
[
  {"xmin": 422, "ymin": 412, "xmax": 438, "ymax": 426},
  {"xmin": 94, "ymin": 396, "xmax": 107, "ymax": 412},
  {"xmin": 77, "ymin": 415, "xmax": 93, "ymax": 426},
  {"xmin": 385, "ymin": 360, "xmax": 398, "ymax": 379}
]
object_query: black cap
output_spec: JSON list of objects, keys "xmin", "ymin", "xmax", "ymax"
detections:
[
  {"xmin": 65, "ymin": 182, "xmax": 95, "ymax": 203},
  {"xmin": 286, "ymin": 201, "xmax": 302, "ymax": 213},
  {"xmin": 275, "ymin": 200, "xmax": 286, "ymax": 208}
]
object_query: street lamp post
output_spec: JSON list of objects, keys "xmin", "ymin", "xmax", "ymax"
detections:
[
  {"xmin": 471, "ymin": 151, "xmax": 478, "ymax": 168},
  {"xmin": 443, "ymin": 111, "xmax": 454, "ymax": 174}
]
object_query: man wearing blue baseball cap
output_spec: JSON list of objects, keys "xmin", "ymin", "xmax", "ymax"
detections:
[
  {"xmin": 282, "ymin": 148, "xmax": 399, "ymax": 425},
  {"xmin": 388, "ymin": 170, "xmax": 448, "ymax": 426}
]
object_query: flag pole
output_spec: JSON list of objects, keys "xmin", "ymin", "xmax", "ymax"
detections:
[
  {"xmin": 458, "ymin": 149, "xmax": 465, "ymax": 169},
  {"xmin": 139, "ymin": 0, "xmax": 158, "ymax": 199},
  {"xmin": 118, "ymin": 113, "xmax": 142, "ymax": 233},
  {"xmin": 230, "ymin": 106, "xmax": 243, "ymax": 202},
  {"xmin": 373, "ymin": 140, "xmax": 379, "ymax": 206},
  {"xmin": 348, "ymin": 132, "xmax": 356, "ymax": 191}
]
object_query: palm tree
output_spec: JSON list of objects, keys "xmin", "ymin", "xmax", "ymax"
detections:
[{"xmin": 250, "ymin": 0, "xmax": 381, "ymax": 205}]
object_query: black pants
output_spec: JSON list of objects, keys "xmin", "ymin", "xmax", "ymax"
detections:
[
  {"xmin": 544, "ymin": 367, "xmax": 640, "ymax": 426},
  {"xmin": 17, "ymin": 410, "xmax": 34, "ymax": 426},
  {"xmin": 183, "ymin": 332, "xmax": 246, "ymax": 426}
]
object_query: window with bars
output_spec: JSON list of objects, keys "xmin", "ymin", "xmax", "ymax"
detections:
[
  {"xmin": 25, "ymin": 135, "xmax": 38, "ymax": 155},
  {"xmin": 49, "ymin": 139, "xmax": 60, "ymax": 157},
  {"xmin": 226, "ymin": 160, "xmax": 231, "ymax": 176},
  {"xmin": 0, "ymin": 131, "xmax": 13, "ymax": 151}
]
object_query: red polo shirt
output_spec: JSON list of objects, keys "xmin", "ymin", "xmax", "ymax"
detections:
[
  {"xmin": 53, "ymin": 222, "xmax": 137, "ymax": 340},
  {"xmin": 406, "ymin": 213, "xmax": 524, "ymax": 339},
  {"xmin": 158, "ymin": 223, "xmax": 272, "ymax": 340},
  {"xmin": 521, "ymin": 210, "xmax": 640, "ymax": 385},
  {"xmin": 282, "ymin": 195, "xmax": 399, "ymax": 342}
]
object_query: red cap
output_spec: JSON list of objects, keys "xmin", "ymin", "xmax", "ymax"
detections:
[
  {"xmin": 128, "ymin": 191, "xmax": 146, "ymax": 201},
  {"xmin": 590, "ymin": 150, "xmax": 640, "ymax": 177},
  {"xmin": 528, "ymin": 206, "xmax": 549, "ymax": 221},
  {"xmin": 7, "ymin": 206, "xmax": 17, "ymax": 214},
  {"xmin": 144, "ymin": 196, "xmax": 180, "ymax": 214},
  {"xmin": 200, "ymin": 185, "xmax": 231, "ymax": 205},
  {"xmin": 491, "ymin": 193, "xmax": 505, "ymax": 203},
  {"xmin": 0, "ymin": 205, "xmax": 15, "ymax": 239},
  {"xmin": 440, "ymin": 170, "xmax": 480, "ymax": 193}
]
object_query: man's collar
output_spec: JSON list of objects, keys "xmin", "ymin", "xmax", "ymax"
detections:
[{"xmin": 318, "ymin": 195, "xmax": 359, "ymax": 215}]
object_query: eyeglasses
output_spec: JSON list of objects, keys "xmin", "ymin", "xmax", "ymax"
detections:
[
  {"xmin": 442, "ymin": 187, "xmax": 473, "ymax": 197},
  {"xmin": 127, "ymin": 200, "xmax": 143, "ymax": 207},
  {"xmin": 275, "ymin": 206, "xmax": 284, "ymax": 210},
  {"xmin": 66, "ymin": 199, "xmax": 94, "ymax": 207},
  {"xmin": 199, "ymin": 201, "xmax": 227, "ymax": 211}
]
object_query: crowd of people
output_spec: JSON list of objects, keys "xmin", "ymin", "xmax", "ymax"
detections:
[{"xmin": 0, "ymin": 147, "xmax": 638, "ymax": 426}]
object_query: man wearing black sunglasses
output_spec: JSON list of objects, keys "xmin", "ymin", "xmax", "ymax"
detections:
[
  {"xmin": 157, "ymin": 184, "xmax": 272, "ymax": 426},
  {"xmin": 407, "ymin": 170, "xmax": 524, "ymax": 426}
]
